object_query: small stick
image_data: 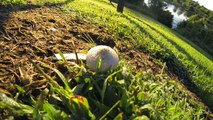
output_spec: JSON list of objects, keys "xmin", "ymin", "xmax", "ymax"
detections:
[
  {"xmin": 71, "ymin": 41, "xmax": 80, "ymax": 64},
  {"xmin": 160, "ymin": 62, "xmax": 166, "ymax": 75}
]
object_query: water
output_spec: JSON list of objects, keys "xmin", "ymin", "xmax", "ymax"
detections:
[
  {"xmin": 164, "ymin": 3, "xmax": 188, "ymax": 28},
  {"xmin": 143, "ymin": 0, "xmax": 188, "ymax": 28}
]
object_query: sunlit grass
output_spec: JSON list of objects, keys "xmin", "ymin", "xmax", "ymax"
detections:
[{"xmin": 61, "ymin": 0, "xmax": 213, "ymax": 108}]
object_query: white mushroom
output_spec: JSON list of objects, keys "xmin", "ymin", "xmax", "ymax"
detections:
[{"xmin": 86, "ymin": 45, "xmax": 119, "ymax": 73}]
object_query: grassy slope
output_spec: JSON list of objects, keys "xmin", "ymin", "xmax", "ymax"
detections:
[
  {"xmin": 62, "ymin": 0, "xmax": 213, "ymax": 107},
  {"xmin": 0, "ymin": 0, "xmax": 212, "ymax": 119}
]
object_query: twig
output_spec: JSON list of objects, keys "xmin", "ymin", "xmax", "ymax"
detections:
[
  {"xmin": 160, "ymin": 62, "xmax": 166, "ymax": 75},
  {"xmin": 71, "ymin": 41, "xmax": 80, "ymax": 64}
]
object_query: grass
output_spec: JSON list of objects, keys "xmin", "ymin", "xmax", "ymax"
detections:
[
  {"xmin": 0, "ymin": 0, "xmax": 212, "ymax": 119},
  {"xmin": 60, "ymin": 0, "xmax": 213, "ymax": 108},
  {"xmin": 0, "ymin": 58, "xmax": 208, "ymax": 119}
]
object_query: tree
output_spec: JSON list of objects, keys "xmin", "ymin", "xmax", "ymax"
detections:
[
  {"xmin": 148, "ymin": 0, "xmax": 165, "ymax": 13},
  {"xmin": 147, "ymin": 0, "xmax": 173, "ymax": 27},
  {"xmin": 117, "ymin": 0, "xmax": 125, "ymax": 13},
  {"xmin": 158, "ymin": 10, "xmax": 173, "ymax": 28}
]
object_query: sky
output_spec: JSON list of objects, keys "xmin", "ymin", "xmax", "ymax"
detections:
[{"xmin": 192, "ymin": 0, "xmax": 213, "ymax": 10}]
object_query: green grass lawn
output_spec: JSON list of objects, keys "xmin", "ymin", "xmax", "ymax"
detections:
[
  {"xmin": 0, "ymin": 0, "xmax": 213, "ymax": 119},
  {"xmin": 62, "ymin": 0, "xmax": 213, "ymax": 107}
]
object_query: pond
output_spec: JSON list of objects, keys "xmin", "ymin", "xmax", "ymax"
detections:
[
  {"xmin": 144, "ymin": 0, "xmax": 188, "ymax": 28},
  {"xmin": 164, "ymin": 3, "xmax": 188, "ymax": 28}
]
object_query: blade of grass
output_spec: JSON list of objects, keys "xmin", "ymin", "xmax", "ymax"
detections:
[
  {"xmin": 99, "ymin": 100, "xmax": 120, "ymax": 120},
  {"xmin": 82, "ymin": 32, "xmax": 96, "ymax": 45},
  {"xmin": 39, "ymin": 61, "xmax": 72, "ymax": 94},
  {"xmin": 33, "ymin": 89, "xmax": 49, "ymax": 120},
  {"xmin": 29, "ymin": 58, "xmax": 71, "ymax": 97},
  {"xmin": 90, "ymin": 77, "xmax": 102, "ymax": 97},
  {"xmin": 97, "ymin": 56, "xmax": 102, "ymax": 70},
  {"xmin": 58, "ymin": 51, "xmax": 68, "ymax": 63},
  {"xmin": 101, "ymin": 70, "xmax": 122, "ymax": 103},
  {"xmin": 0, "ymin": 92, "xmax": 33, "ymax": 115},
  {"xmin": 43, "ymin": 102, "xmax": 69, "ymax": 119},
  {"xmin": 28, "ymin": 58, "xmax": 59, "ymax": 88},
  {"xmin": 160, "ymin": 62, "xmax": 166, "ymax": 76}
]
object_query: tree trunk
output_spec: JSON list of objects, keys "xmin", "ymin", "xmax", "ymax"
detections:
[{"xmin": 117, "ymin": 0, "xmax": 125, "ymax": 13}]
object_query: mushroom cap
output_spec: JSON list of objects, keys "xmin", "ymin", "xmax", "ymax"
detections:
[{"xmin": 86, "ymin": 45, "xmax": 119, "ymax": 73}]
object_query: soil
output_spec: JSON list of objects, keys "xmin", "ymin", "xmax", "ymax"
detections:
[{"xmin": 0, "ymin": 5, "xmax": 212, "ymax": 118}]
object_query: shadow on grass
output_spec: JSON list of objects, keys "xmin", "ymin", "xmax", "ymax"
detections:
[{"xmin": 122, "ymin": 13, "xmax": 213, "ymax": 112}]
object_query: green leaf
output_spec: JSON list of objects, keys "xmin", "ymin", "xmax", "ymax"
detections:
[
  {"xmin": 58, "ymin": 51, "xmax": 68, "ymax": 63},
  {"xmin": 0, "ymin": 92, "xmax": 33, "ymax": 115},
  {"xmin": 33, "ymin": 89, "xmax": 49, "ymax": 120},
  {"xmin": 43, "ymin": 102, "xmax": 69, "ymax": 119},
  {"xmin": 114, "ymin": 112, "xmax": 123, "ymax": 120},
  {"xmin": 134, "ymin": 115, "xmax": 150, "ymax": 120},
  {"xmin": 70, "ymin": 95, "xmax": 90, "ymax": 109},
  {"xmin": 69, "ymin": 95, "xmax": 95, "ymax": 119},
  {"xmin": 140, "ymin": 104, "xmax": 161, "ymax": 120},
  {"xmin": 101, "ymin": 70, "xmax": 122, "ymax": 102},
  {"xmin": 97, "ymin": 56, "xmax": 102, "ymax": 70},
  {"xmin": 15, "ymin": 84, "xmax": 25, "ymax": 94},
  {"xmin": 72, "ymin": 84, "xmax": 84, "ymax": 95},
  {"xmin": 51, "ymin": 86, "xmax": 71, "ymax": 98}
]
